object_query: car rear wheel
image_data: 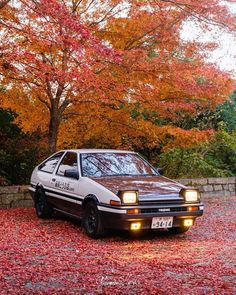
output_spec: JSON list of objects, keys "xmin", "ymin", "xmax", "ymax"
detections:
[
  {"xmin": 35, "ymin": 188, "xmax": 53, "ymax": 219},
  {"xmin": 168, "ymin": 226, "xmax": 190, "ymax": 234},
  {"xmin": 83, "ymin": 202, "xmax": 106, "ymax": 239}
]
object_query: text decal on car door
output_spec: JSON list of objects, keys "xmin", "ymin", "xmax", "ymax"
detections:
[{"xmin": 55, "ymin": 181, "xmax": 75, "ymax": 192}]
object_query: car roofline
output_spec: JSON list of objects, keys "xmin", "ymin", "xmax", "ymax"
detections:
[{"xmin": 57, "ymin": 149, "xmax": 136, "ymax": 154}]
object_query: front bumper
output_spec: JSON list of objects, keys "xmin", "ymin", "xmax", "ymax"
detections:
[{"xmin": 99, "ymin": 203, "xmax": 204, "ymax": 231}]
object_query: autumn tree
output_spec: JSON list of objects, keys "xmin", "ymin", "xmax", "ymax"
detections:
[
  {"xmin": 57, "ymin": 0, "xmax": 235, "ymax": 151},
  {"xmin": 0, "ymin": 0, "xmax": 122, "ymax": 153},
  {"xmin": 0, "ymin": 0, "xmax": 235, "ymax": 154}
]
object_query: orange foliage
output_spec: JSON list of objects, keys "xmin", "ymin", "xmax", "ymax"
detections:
[
  {"xmin": 57, "ymin": 102, "xmax": 215, "ymax": 152},
  {"xmin": 0, "ymin": 0, "xmax": 235, "ymax": 153}
]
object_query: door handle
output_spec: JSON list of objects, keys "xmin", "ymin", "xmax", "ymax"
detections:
[{"xmin": 52, "ymin": 178, "xmax": 56, "ymax": 182}]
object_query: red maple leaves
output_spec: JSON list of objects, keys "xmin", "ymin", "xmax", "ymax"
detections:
[{"xmin": 0, "ymin": 196, "xmax": 235, "ymax": 294}]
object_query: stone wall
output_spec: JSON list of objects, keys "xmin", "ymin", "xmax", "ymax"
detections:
[
  {"xmin": 0, "ymin": 177, "xmax": 235, "ymax": 208},
  {"xmin": 0, "ymin": 185, "xmax": 33, "ymax": 209},
  {"xmin": 177, "ymin": 177, "xmax": 236, "ymax": 198}
]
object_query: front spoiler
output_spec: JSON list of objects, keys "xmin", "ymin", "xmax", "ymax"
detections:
[{"xmin": 99, "ymin": 203, "xmax": 204, "ymax": 231}]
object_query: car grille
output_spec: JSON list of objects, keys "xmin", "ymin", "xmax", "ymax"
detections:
[
  {"xmin": 139, "ymin": 199, "xmax": 184, "ymax": 206},
  {"xmin": 141, "ymin": 207, "xmax": 188, "ymax": 214}
]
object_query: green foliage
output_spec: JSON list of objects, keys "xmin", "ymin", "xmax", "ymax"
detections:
[
  {"xmin": 159, "ymin": 131, "xmax": 236, "ymax": 179},
  {"xmin": 134, "ymin": 95, "xmax": 236, "ymax": 177},
  {"xmin": 159, "ymin": 148, "xmax": 227, "ymax": 179},
  {"xmin": 0, "ymin": 108, "xmax": 21, "ymax": 135},
  {"xmin": 130, "ymin": 103, "xmax": 168, "ymax": 125},
  {"xmin": 216, "ymin": 90, "xmax": 236, "ymax": 132},
  {"xmin": 175, "ymin": 109, "xmax": 221, "ymax": 130},
  {"xmin": 175, "ymin": 91, "xmax": 236, "ymax": 131},
  {"xmin": 0, "ymin": 108, "xmax": 43, "ymax": 185},
  {"xmin": 129, "ymin": 91, "xmax": 236, "ymax": 132},
  {"xmin": 206, "ymin": 131, "xmax": 236, "ymax": 174}
]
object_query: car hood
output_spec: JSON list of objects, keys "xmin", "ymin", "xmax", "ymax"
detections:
[{"xmin": 90, "ymin": 176, "xmax": 185, "ymax": 201}]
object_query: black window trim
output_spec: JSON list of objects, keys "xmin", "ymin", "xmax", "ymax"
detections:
[
  {"xmin": 56, "ymin": 151, "xmax": 79, "ymax": 178},
  {"xmin": 137, "ymin": 153, "xmax": 160, "ymax": 176}
]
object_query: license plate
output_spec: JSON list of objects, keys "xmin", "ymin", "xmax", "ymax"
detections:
[{"xmin": 151, "ymin": 217, "xmax": 173, "ymax": 229}]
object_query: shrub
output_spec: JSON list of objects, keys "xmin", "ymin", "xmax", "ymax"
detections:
[
  {"xmin": 0, "ymin": 108, "xmax": 43, "ymax": 185},
  {"xmin": 158, "ymin": 131, "xmax": 236, "ymax": 179}
]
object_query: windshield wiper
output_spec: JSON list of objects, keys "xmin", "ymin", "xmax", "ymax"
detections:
[
  {"xmin": 107, "ymin": 173, "xmax": 134, "ymax": 177},
  {"xmin": 140, "ymin": 174, "xmax": 157, "ymax": 176},
  {"xmin": 103, "ymin": 173, "xmax": 157, "ymax": 177}
]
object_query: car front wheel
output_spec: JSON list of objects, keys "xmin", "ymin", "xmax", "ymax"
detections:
[
  {"xmin": 35, "ymin": 188, "xmax": 53, "ymax": 219},
  {"xmin": 83, "ymin": 202, "xmax": 106, "ymax": 239}
]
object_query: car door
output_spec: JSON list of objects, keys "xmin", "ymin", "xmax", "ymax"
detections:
[{"xmin": 48, "ymin": 151, "xmax": 82, "ymax": 216}]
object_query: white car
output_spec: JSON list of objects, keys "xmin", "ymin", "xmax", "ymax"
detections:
[{"xmin": 29, "ymin": 149, "xmax": 204, "ymax": 238}]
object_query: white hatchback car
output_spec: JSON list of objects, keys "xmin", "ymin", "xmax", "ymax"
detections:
[{"xmin": 29, "ymin": 149, "xmax": 204, "ymax": 238}]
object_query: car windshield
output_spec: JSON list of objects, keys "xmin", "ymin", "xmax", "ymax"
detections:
[{"xmin": 81, "ymin": 153, "xmax": 157, "ymax": 177}]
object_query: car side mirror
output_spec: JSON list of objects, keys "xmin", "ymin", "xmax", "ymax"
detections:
[
  {"xmin": 64, "ymin": 169, "xmax": 79, "ymax": 180},
  {"xmin": 157, "ymin": 168, "xmax": 164, "ymax": 176}
]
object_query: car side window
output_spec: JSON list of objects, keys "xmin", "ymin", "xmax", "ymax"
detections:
[
  {"xmin": 56, "ymin": 152, "xmax": 78, "ymax": 176},
  {"xmin": 38, "ymin": 152, "xmax": 64, "ymax": 174}
]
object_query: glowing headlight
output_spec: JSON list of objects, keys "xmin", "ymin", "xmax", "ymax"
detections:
[
  {"xmin": 184, "ymin": 189, "xmax": 199, "ymax": 202},
  {"xmin": 119, "ymin": 191, "xmax": 138, "ymax": 204}
]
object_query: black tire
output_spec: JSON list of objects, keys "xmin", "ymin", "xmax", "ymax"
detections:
[
  {"xmin": 35, "ymin": 188, "xmax": 53, "ymax": 219},
  {"xmin": 168, "ymin": 227, "xmax": 190, "ymax": 235},
  {"xmin": 83, "ymin": 202, "xmax": 106, "ymax": 239}
]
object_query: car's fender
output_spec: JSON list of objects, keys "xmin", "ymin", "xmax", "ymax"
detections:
[{"xmin": 78, "ymin": 177, "xmax": 120, "ymax": 205}]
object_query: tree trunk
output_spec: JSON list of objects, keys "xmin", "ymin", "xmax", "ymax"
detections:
[{"xmin": 48, "ymin": 105, "xmax": 60, "ymax": 155}]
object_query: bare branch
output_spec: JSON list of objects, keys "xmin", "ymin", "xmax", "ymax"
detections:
[
  {"xmin": 72, "ymin": 0, "xmax": 83, "ymax": 13},
  {"xmin": 79, "ymin": 0, "xmax": 95, "ymax": 16},
  {"xmin": 89, "ymin": 3, "xmax": 120, "ymax": 27},
  {"xmin": 36, "ymin": 94, "xmax": 51, "ymax": 110},
  {"xmin": 158, "ymin": 0, "xmax": 236, "ymax": 31},
  {"xmin": 62, "ymin": 111, "xmax": 140, "ymax": 132},
  {"xmin": 124, "ymin": 15, "xmax": 181, "ymax": 50},
  {"xmin": 58, "ymin": 98, "xmax": 70, "ymax": 115}
]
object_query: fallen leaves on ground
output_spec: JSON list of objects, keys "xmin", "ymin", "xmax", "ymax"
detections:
[{"xmin": 0, "ymin": 196, "xmax": 235, "ymax": 294}]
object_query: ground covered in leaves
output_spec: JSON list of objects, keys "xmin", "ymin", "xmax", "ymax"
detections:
[{"xmin": 0, "ymin": 196, "xmax": 235, "ymax": 295}]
